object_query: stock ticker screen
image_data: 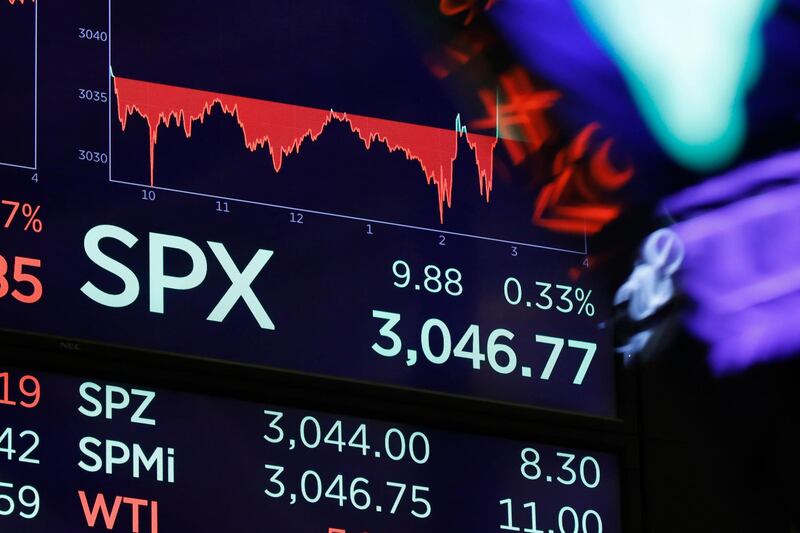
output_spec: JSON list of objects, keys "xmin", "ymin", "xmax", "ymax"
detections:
[
  {"xmin": 0, "ymin": 365, "xmax": 622, "ymax": 532},
  {"xmin": 0, "ymin": 1, "xmax": 627, "ymax": 530},
  {"xmin": 0, "ymin": 0, "xmax": 617, "ymax": 417}
]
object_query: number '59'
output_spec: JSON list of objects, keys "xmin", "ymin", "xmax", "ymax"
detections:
[{"xmin": 0, "ymin": 256, "xmax": 42, "ymax": 304}]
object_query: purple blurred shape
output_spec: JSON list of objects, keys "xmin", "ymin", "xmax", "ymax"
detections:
[{"xmin": 663, "ymin": 151, "xmax": 800, "ymax": 373}]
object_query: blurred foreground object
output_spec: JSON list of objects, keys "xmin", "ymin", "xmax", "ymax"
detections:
[
  {"xmin": 614, "ymin": 229, "xmax": 683, "ymax": 361},
  {"xmin": 665, "ymin": 150, "xmax": 800, "ymax": 373},
  {"xmin": 571, "ymin": 0, "xmax": 777, "ymax": 170}
]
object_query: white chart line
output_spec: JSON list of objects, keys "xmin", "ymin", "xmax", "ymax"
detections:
[
  {"xmin": 0, "ymin": 161, "xmax": 36, "ymax": 171},
  {"xmin": 109, "ymin": 178, "xmax": 587, "ymax": 254},
  {"xmin": 584, "ymin": 219, "xmax": 588, "ymax": 255},
  {"xmin": 108, "ymin": 0, "xmax": 112, "ymax": 182},
  {"xmin": 33, "ymin": 0, "xmax": 38, "ymax": 169},
  {"xmin": 0, "ymin": 0, "xmax": 37, "ymax": 171},
  {"xmin": 105, "ymin": 0, "xmax": 587, "ymax": 256}
]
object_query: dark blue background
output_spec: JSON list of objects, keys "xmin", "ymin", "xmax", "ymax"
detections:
[
  {"xmin": 0, "ymin": 0, "xmax": 616, "ymax": 417},
  {"xmin": 0, "ymin": 367, "xmax": 623, "ymax": 532},
  {"xmin": 0, "ymin": 0, "xmax": 36, "ymax": 167}
]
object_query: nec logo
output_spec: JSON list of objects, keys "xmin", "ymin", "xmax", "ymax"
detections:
[{"xmin": 80, "ymin": 224, "xmax": 275, "ymax": 329}]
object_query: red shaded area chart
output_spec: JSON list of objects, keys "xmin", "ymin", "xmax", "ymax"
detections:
[{"xmin": 113, "ymin": 77, "xmax": 497, "ymax": 223}]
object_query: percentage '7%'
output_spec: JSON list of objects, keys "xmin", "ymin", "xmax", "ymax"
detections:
[{"xmin": 2, "ymin": 200, "xmax": 43, "ymax": 234}]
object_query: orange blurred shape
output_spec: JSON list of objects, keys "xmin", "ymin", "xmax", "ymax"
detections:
[
  {"xmin": 423, "ymin": 36, "xmax": 488, "ymax": 79},
  {"xmin": 534, "ymin": 123, "xmax": 632, "ymax": 234},
  {"xmin": 569, "ymin": 265, "xmax": 586, "ymax": 281},
  {"xmin": 470, "ymin": 67, "xmax": 560, "ymax": 164},
  {"xmin": 440, "ymin": 0, "xmax": 498, "ymax": 25}
]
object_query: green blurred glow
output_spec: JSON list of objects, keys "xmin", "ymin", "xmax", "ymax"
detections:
[{"xmin": 571, "ymin": 0, "xmax": 776, "ymax": 171}]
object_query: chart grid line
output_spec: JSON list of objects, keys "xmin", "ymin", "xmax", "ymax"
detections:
[
  {"xmin": 0, "ymin": 0, "xmax": 37, "ymax": 170},
  {"xmin": 108, "ymin": 0, "xmax": 112, "ymax": 182},
  {"xmin": 33, "ymin": 0, "xmax": 37, "ymax": 169},
  {"xmin": 105, "ymin": 0, "xmax": 587, "ymax": 256},
  {"xmin": 0, "ymin": 161, "xmax": 36, "ymax": 171},
  {"xmin": 109, "ymin": 178, "xmax": 588, "ymax": 254}
]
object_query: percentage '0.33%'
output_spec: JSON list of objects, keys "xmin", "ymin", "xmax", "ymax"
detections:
[{"xmin": 503, "ymin": 278, "xmax": 595, "ymax": 317}]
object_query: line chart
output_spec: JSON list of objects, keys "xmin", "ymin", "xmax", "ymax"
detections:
[
  {"xmin": 112, "ymin": 76, "xmax": 498, "ymax": 224},
  {"xmin": 108, "ymin": 74, "xmax": 586, "ymax": 253},
  {"xmin": 0, "ymin": 0, "xmax": 37, "ymax": 171},
  {"xmin": 105, "ymin": 0, "xmax": 587, "ymax": 254}
]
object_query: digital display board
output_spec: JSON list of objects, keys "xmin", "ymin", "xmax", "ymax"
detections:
[
  {"xmin": 0, "ymin": 365, "xmax": 622, "ymax": 532},
  {"xmin": 0, "ymin": 0, "xmax": 616, "ymax": 416}
]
